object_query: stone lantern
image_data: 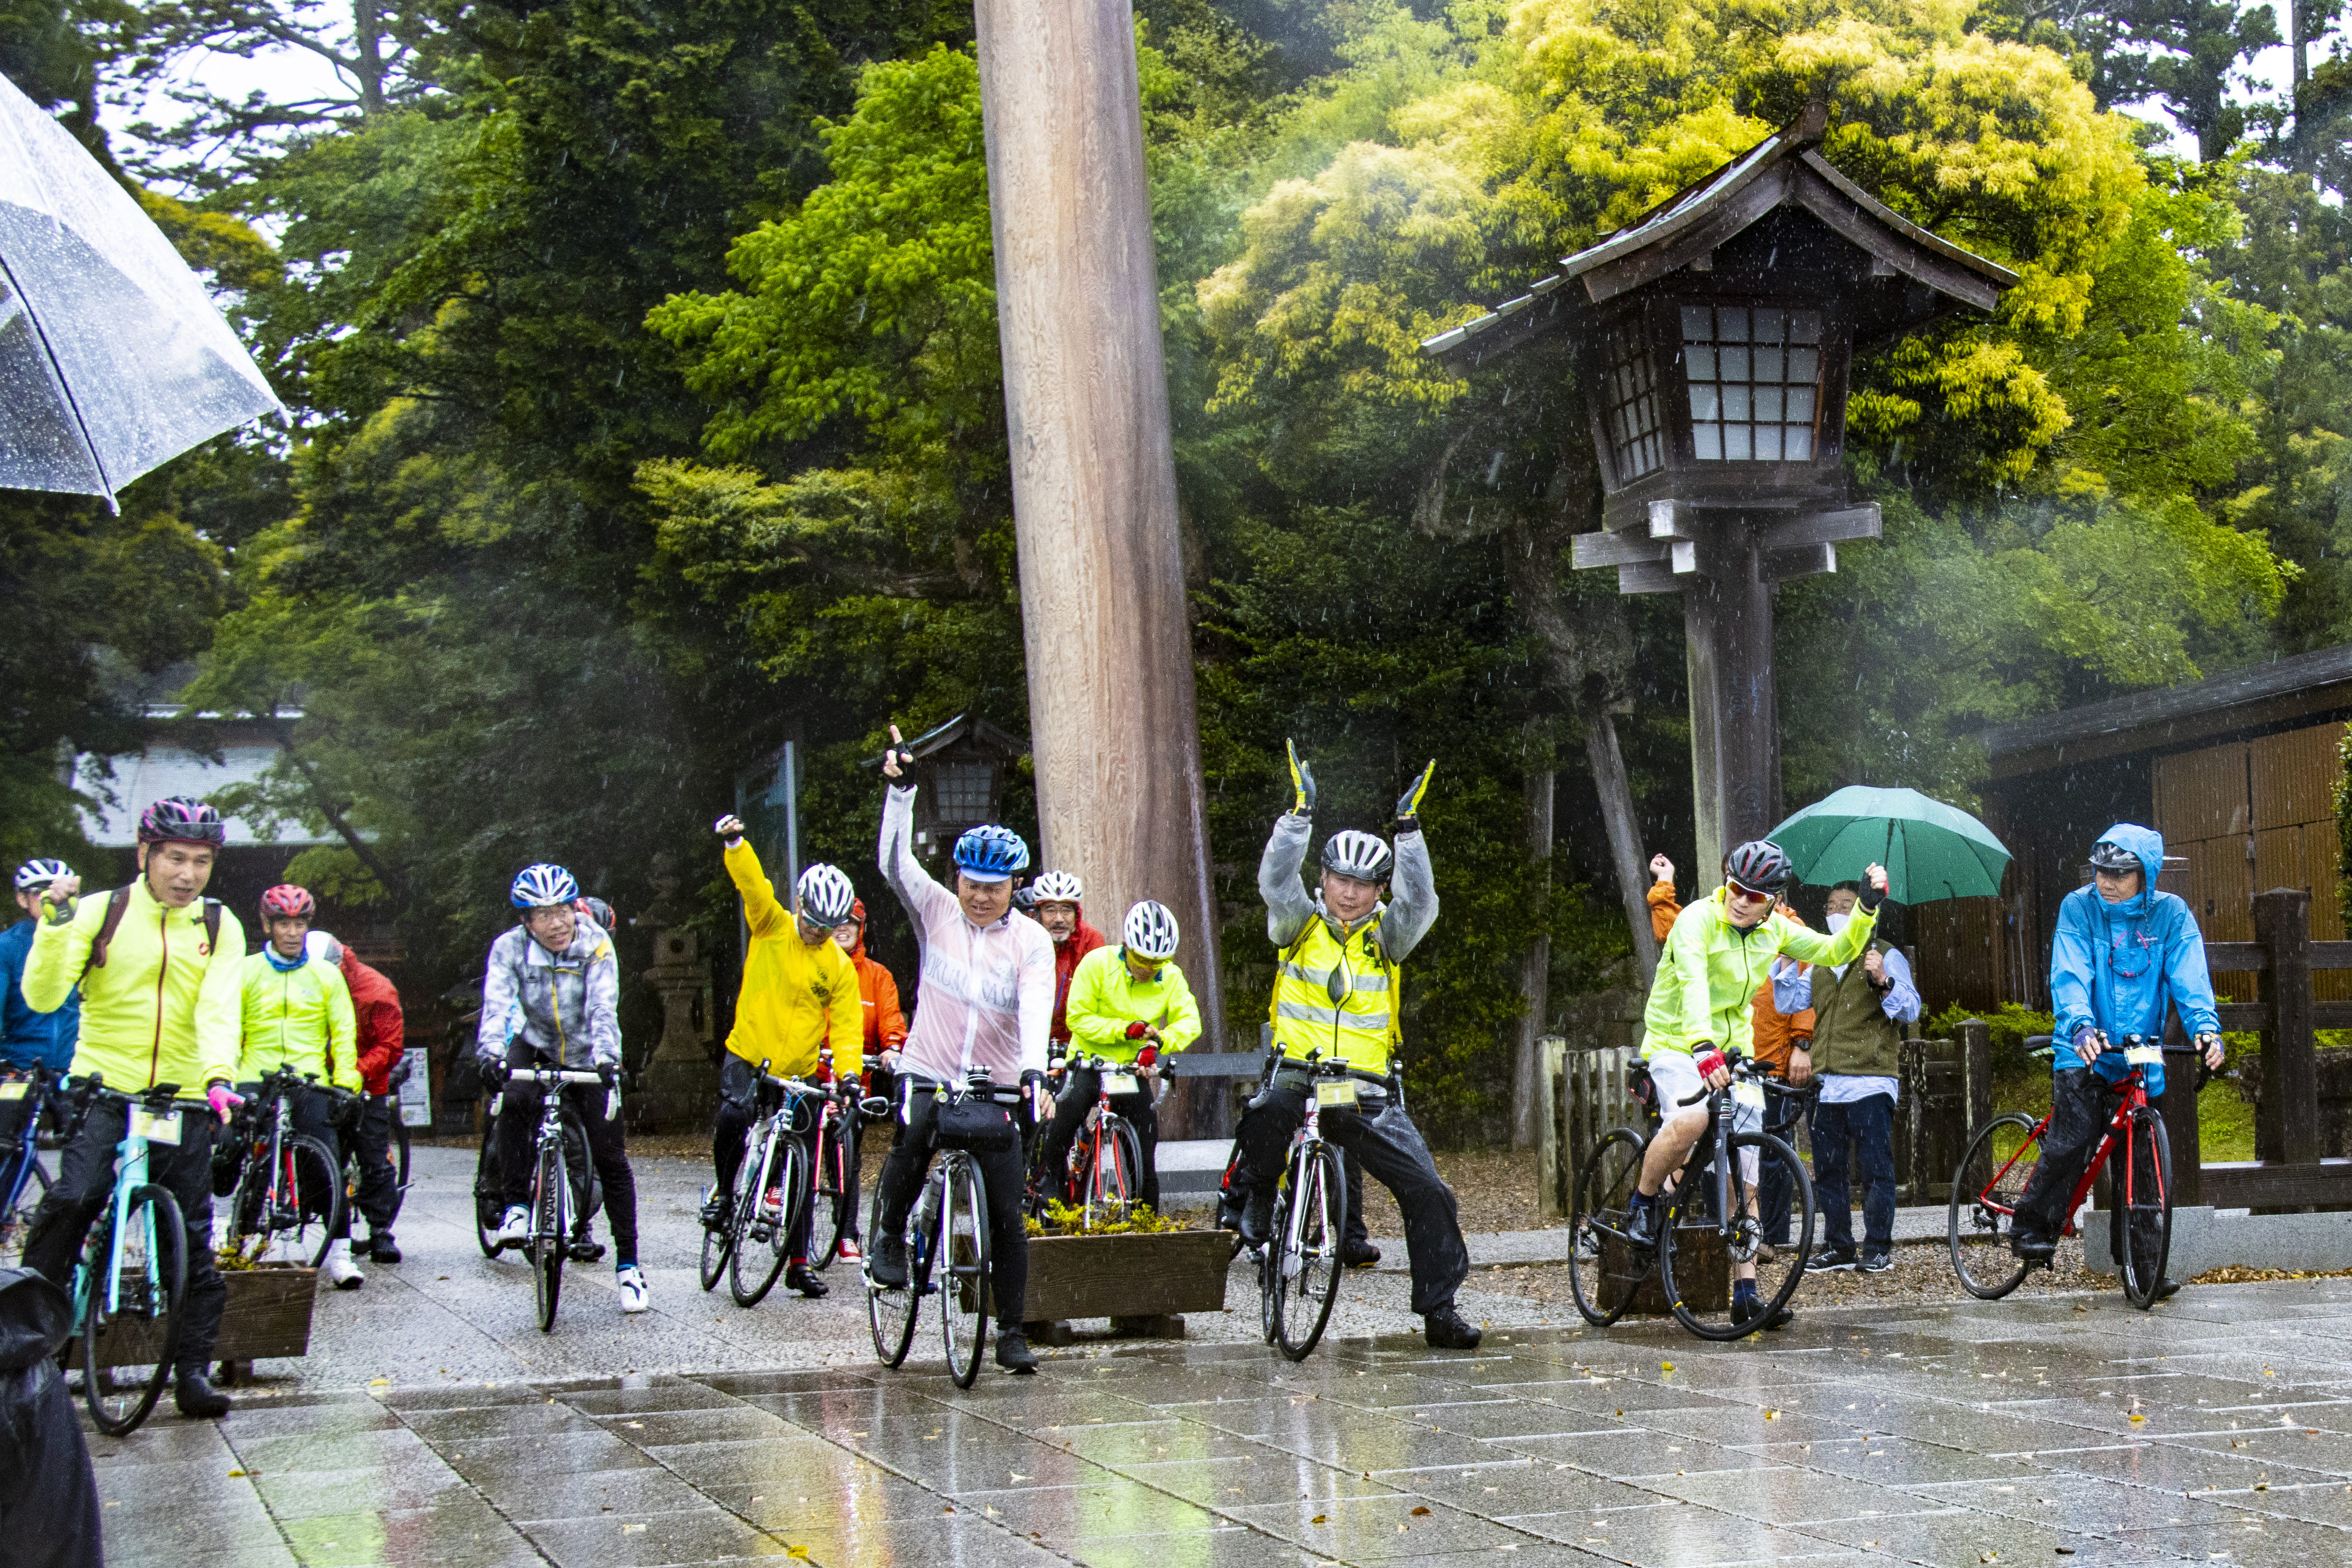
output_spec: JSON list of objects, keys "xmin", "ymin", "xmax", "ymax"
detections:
[{"xmin": 1423, "ymin": 104, "xmax": 2017, "ymax": 877}]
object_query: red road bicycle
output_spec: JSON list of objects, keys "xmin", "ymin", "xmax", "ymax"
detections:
[
  {"xmin": 1047, "ymin": 1049, "xmax": 1149, "ymax": 1226},
  {"xmin": 810, "ymin": 1046, "xmax": 887, "ymax": 1268},
  {"xmin": 1948, "ymin": 1031, "xmax": 2203, "ymax": 1311}
]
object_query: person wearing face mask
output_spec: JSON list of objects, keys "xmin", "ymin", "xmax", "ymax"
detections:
[
  {"xmin": 1632, "ymin": 840, "xmax": 1887, "ymax": 1331},
  {"xmin": 1779, "ymin": 882, "xmax": 1921, "ymax": 1275}
]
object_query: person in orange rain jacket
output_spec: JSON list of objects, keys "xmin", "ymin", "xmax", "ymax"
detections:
[
  {"xmin": 827, "ymin": 899, "xmax": 905, "ymax": 1264},
  {"xmin": 1644, "ymin": 853, "xmax": 1814, "ymax": 1250}
]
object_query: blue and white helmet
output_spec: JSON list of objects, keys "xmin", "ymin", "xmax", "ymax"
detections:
[
  {"xmin": 14, "ymin": 858, "xmax": 69, "ymax": 892},
  {"xmin": 796, "ymin": 863, "xmax": 856, "ymax": 926},
  {"xmin": 510, "ymin": 863, "xmax": 580, "ymax": 909},
  {"xmin": 1122, "ymin": 901, "xmax": 1180, "ymax": 961},
  {"xmin": 952, "ymin": 824, "xmax": 1030, "ymax": 883}
]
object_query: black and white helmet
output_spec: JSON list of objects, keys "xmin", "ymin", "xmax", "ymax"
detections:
[
  {"xmin": 1122, "ymin": 900, "xmax": 1180, "ymax": 960},
  {"xmin": 1320, "ymin": 830, "xmax": 1394, "ymax": 883},
  {"xmin": 1724, "ymin": 839, "xmax": 1793, "ymax": 896},
  {"xmin": 1030, "ymin": 870, "xmax": 1083, "ymax": 904},
  {"xmin": 13, "ymin": 858, "xmax": 68, "ymax": 892},
  {"xmin": 796, "ymin": 863, "xmax": 857, "ymax": 926}
]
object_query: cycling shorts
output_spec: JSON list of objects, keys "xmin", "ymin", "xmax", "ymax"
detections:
[{"xmin": 1645, "ymin": 1050, "xmax": 1763, "ymax": 1138}]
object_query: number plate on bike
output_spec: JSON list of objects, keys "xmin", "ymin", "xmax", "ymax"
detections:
[
  {"xmin": 1731, "ymin": 1080, "xmax": 1765, "ymax": 1111},
  {"xmin": 129, "ymin": 1108, "xmax": 182, "ymax": 1145},
  {"xmin": 1102, "ymin": 1073, "xmax": 1140, "ymax": 1096},
  {"xmin": 2124, "ymin": 1043, "xmax": 2162, "ymax": 1066},
  {"xmin": 0, "ymin": 1081, "xmax": 23, "ymax": 1101},
  {"xmin": 1316, "ymin": 1080, "xmax": 1358, "ymax": 1109}
]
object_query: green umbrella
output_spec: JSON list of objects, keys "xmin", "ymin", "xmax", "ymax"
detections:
[{"xmin": 1766, "ymin": 785, "xmax": 2011, "ymax": 904}]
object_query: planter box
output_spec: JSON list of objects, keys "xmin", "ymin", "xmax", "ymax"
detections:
[
  {"xmin": 995, "ymin": 1230, "xmax": 1235, "ymax": 1324},
  {"xmin": 1599, "ymin": 1229, "xmax": 1725, "ymax": 1316},
  {"xmin": 78, "ymin": 1263, "xmax": 317, "ymax": 1369}
]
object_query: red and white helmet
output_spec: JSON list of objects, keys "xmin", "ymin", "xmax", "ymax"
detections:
[{"xmin": 258, "ymin": 884, "xmax": 314, "ymax": 920}]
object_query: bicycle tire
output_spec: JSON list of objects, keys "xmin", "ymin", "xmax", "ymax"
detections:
[
  {"xmin": 939, "ymin": 1156, "xmax": 990, "ymax": 1387},
  {"xmin": 1568, "ymin": 1127, "xmax": 1648, "ymax": 1328},
  {"xmin": 1274, "ymin": 1143, "xmax": 1347, "ymax": 1361},
  {"xmin": 730, "ymin": 1134, "xmax": 798, "ymax": 1307},
  {"xmin": 2117, "ymin": 1108, "xmax": 2174, "ymax": 1310},
  {"xmin": 532, "ymin": 1139, "xmax": 567, "ymax": 1332},
  {"xmin": 1948, "ymin": 1110, "xmax": 2039, "ymax": 1300},
  {"xmin": 1662, "ymin": 1130, "xmax": 1813, "ymax": 1342},
  {"xmin": 80, "ymin": 1183, "xmax": 186, "ymax": 1437},
  {"xmin": 1085, "ymin": 1111, "xmax": 1137, "ymax": 1222},
  {"xmin": 813, "ymin": 1108, "xmax": 851, "ymax": 1269},
  {"xmin": 1112, "ymin": 1116, "xmax": 1144, "ymax": 1214},
  {"xmin": 390, "ymin": 1113, "xmax": 411, "ymax": 1217},
  {"xmin": 281, "ymin": 1133, "xmax": 344, "ymax": 1269},
  {"xmin": 864, "ymin": 1181, "xmax": 921, "ymax": 1367},
  {"xmin": 474, "ymin": 1118, "xmax": 504, "ymax": 1259},
  {"xmin": 2, "ymin": 1159, "xmax": 50, "ymax": 1267}
]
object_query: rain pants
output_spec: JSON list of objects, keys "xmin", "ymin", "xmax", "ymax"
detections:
[{"xmin": 0, "ymin": 1266, "xmax": 100, "ymax": 1568}]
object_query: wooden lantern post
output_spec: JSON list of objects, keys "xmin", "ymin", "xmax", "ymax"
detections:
[
  {"xmin": 974, "ymin": 1, "xmax": 1226, "ymax": 1124},
  {"xmin": 1425, "ymin": 106, "xmax": 2016, "ymax": 882}
]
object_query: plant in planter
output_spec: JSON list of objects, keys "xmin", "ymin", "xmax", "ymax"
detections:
[{"xmin": 1017, "ymin": 1202, "xmax": 1236, "ymax": 1342}]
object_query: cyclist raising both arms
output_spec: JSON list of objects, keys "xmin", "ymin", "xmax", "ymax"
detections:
[
  {"xmin": 2011, "ymin": 825, "xmax": 2223, "ymax": 1292},
  {"xmin": 237, "ymin": 886, "xmax": 363, "ymax": 1287},
  {"xmin": 477, "ymin": 866, "xmax": 645, "ymax": 1314},
  {"xmin": 1629, "ymin": 840, "xmax": 1887, "ymax": 1331},
  {"xmin": 829, "ymin": 898, "xmax": 905, "ymax": 1264},
  {"xmin": 870, "ymin": 725, "xmax": 1053, "ymax": 1374},
  {"xmin": 20, "ymin": 799, "xmax": 245, "ymax": 1418},
  {"xmin": 1044, "ymin": 901, "xmax": 1201, "ymax": 1212},
  {"xmin": 708, "ymin": 817, "xmax": 862, "ymax": 1299},
  {"xmin": 1227, "ymin": 743, "xmax": 1482, "ymax": 1351}
]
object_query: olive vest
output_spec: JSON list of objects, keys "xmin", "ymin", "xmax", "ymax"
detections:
[
  {"xmin": 1810, "ymin": 938, "xmax": 1902, "ymax": 1078},
  {"xmin": 1268, "ymin": 912, "xmax": 1400, "ymax": 1072}
]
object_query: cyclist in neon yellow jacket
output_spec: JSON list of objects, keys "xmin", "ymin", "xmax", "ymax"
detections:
[{"xmin": 1042, "ymin": 901, "xmax": 1201, "ymax": 1211}]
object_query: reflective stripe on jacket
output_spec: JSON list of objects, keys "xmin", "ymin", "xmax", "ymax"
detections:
[
  {"xmin": 238, "ymin": 951, "xmax": 360, "ymax": 1090},
  {"xmin": 1269, "ymin": 914, "xmax": 1400, "ymax": 1073},
  {"xmin": 23, "ymin": 879, "xmax": 243, "ymax": 1093}
]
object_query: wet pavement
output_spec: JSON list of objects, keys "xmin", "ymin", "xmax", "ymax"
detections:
[{"xmin": 93, "ymin": 1271, "xmax": 2352, "ymax": 1568}]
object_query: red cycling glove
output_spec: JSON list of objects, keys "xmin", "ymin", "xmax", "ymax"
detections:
[
  {"xmin": 1125, "ymin": 1021, "xmax": 1150, "ymax": 1039},
  {"xmin": 1694, "ymin": 1047, "xmax": 1729, "ymax": 1081}
]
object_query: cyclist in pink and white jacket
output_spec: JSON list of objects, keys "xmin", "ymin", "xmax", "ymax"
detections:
[{"xmin": 867, "ymin": 725, "xmax": 1054, "ymax": 1372}]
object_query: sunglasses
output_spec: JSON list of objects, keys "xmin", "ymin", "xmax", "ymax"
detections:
[{"xmin": 1726, "ymin": 882, "xmax": 1777, "ymax": 903}]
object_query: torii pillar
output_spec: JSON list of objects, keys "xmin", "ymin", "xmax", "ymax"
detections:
[{"xmin": 974, "ymin": 1, "xmax": 1228, "ymax": 1128}]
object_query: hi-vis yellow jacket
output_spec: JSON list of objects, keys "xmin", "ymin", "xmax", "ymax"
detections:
[
  {"xmin": 238, "ymin": 950, "xmax": 360, "ymax": 1090},
  {"xmin": 23, "ymin": 879, "xmax": 243, "ymax": 1096},
  {"xmin": 1642, "ymin": 887, "xmax": 1877, "ymax": 1060},
  {"xmin": 723, "ymin": 839, "xmax": 860, "ymax": 1079},
  {"xmin": 1064, "ymin": 944, "xmax": 1202, "ymax": 1065}
]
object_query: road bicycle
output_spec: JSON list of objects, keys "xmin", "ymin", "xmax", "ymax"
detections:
[
  {"xmin": 70, "ymin": 1078, "xmax": 193, "ymax": 1435},
  {"xmin": 0, "ymin": 1065, "xmax": 63, "ymax": 1266},
  {"xmin": 1568, "ymin": 1052, "xmax": 1817, "ymax": 1341},
  {"xmin": 1948, "ymin": 1032, "xmax": 2196, "ymax": 1310},
  {"xmin": 700, "ymin": 1060, "xmax": 823, "ymax": 1307},
  {"xmin": 216, "ymin": 1068, "xmax": 347, "ymax": 1268},
  {"xmin": 1048, "ymin": 1049, "xmax": 1149, "ymax": 1227},
  {"xmin": 865, "ymin": 1073, "xmax": 1025, "ymax": 1388},
  {"xmin": 473, "ymin": 1074, "xmax": 604, "ymax": 1267},
  {"xmin": 1254, "ymin": 1051, "xmax": 1356, "ymax": 1363},
  {"xmin": 484, "ymin": 1065, "xmax": 611, "ymax": 1331},
  {"xmin": 810, "ymin": 1047, "xmax": 883, "ymax": 1269}
]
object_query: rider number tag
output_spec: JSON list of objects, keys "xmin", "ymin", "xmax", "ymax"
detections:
[
  {"xmin": 2124, "ymin": 1043, "xmax": 2163, "ymax": 1066},
  {"xmin": 0, "ymin": 1081, "xmax": 24, "ymax": 1101},
  {"xmin": 129, "ymin": 1108, "xmax": 182, "ymax": 1146},
  {"xmin": 1316, "ymin": 1080, "xmax": 1359, "ymax": 1109},
  {"xmin": 1102, "ymin": 1073, "xmax": 1140, "ymax": 1097},
  {"xmin": 1731, "ymin": 1080, "xmax": 1766, "ymax": 1111}
]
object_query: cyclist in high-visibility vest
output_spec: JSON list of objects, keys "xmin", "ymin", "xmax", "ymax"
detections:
[{"xmin": 1224, "ymin": 742, "xmax": 1480, "ymax": 1351}]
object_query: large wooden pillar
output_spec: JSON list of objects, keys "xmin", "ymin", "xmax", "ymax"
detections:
[
  {"xmin": 975, "ymin": 1, "xmax": 1227, "ymax": 1119},
  {"xmin": 1682, "ymin": 524, "xmax": 1782, "ymax": 882}
]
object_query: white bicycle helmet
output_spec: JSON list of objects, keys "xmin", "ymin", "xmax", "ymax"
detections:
[
  {"xmin": 13, "ymin": 858, "xmax": 69, "ymax": 891},
  {"xmin": 307, "ymin": 929, "xmax": 346, "ymax": 967},
  {"xmin": 1031, "ymin": 869, "xmax": 1084, "ymax": 904},
  {"xmin": 797, "ymin": 862, "xmax": 857, "ymax": 926},
  {"xmin": 1122, "ymin": 900, "xmax": 1180, "ymax": 960},
  {"xmin": 1320, "ymin": 830, "xmax": 1394, "ymax": 882}
]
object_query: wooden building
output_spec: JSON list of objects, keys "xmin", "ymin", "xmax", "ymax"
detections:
[{"xmin": 1918, "ymin": 645, "xmax": 2352, "ymax": 1013}]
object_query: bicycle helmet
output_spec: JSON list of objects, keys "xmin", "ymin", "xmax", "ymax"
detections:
[
  {"xmin": 137, "ymin": 796, "xmax": 226, "ymax": 847},
  {"xmin": 1319, "ymin": 829, "xmax": 1393, "ymax": 882},
  {"xmin": 2087, "ymin": 839, "xmax": 2139, "ymax": 872},
  {"xmin": 796, "ymin": 862, "xmax": 857, "ymax": 925},
  {"xmin": 952, "ymin": 823, "xmax": 1030, "ymax": 883},
  {"xmin": 1122, "ymin": 900, "xmax": 1180, "ymax": 961},
  {"xmin": 258, "ymin": 884, "xmax": 315, "ymax": 920},
  {"xmin": 307, "ymin": 929, "xmax": 345, "ymax": 967},
  {"xmin": 1031, "ymin": 870, "xmax": 1083, "ymax": 904},
  {"xmin": 13, "ymin": 858, "xmax": 68, "ymax": 891},
  {"xmin": 510, "ymin": 862, "xmax": 580, "ymax": 908},
  {"xmin": 576, "ymin": 895, "xmax": 616, "ymax": 931},
  {"xmin": 1724, "ymin": 839, "xmax": 1792, "ymax": 896}
]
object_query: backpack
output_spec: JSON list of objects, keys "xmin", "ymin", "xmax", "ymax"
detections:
[{"xmin": 79, "ymin": 886, "xmax": 224, "ymax": 982}]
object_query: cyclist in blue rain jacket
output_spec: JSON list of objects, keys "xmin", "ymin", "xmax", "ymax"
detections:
[{"xmin": 2010, "ymin": 823, "xmax": 2224, "ymax": 1286}]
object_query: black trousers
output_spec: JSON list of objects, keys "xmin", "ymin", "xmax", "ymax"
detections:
[
  {"xmin": 1039, "ymin": 1066, "xmax": 1162, "ymax": 1211},
  {"xmin": 2015, "ymin": 1067, "xmax": 2145, "ymax": 1248},
  {"xmin": 875, "ymin": 1081, "xmax": 1029, "ymax": 1325},
  {"xmin": 22, "ymin": 1103, "xmax": 227, "ymax": 1377},
  {"xmin": 494, "ymin": 1054, "xmax": 638, "ymax": 1265},
  {"xmin": 0, "ymin": 1357, "xmax": 101, "ymax": 1568},
  {"xmin": 1760, "ymin": 1084, "xmax": 1804, "ymax": 1248},
  {"xmin": 1233, "ymin": 1083, "xmax": 1468, "ymax": 1315},
  {"xmin": 351, "ymin": 1096, "xmax": 401, "ymax": 1236}
]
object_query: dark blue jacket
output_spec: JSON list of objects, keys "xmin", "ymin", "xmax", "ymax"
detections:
[
  {"xmin": 0, "ymin": 917, "xmax": 77, "ymax": 1071},
  {"xmin": 2049, "ymin": 823, "xmax": 2218, "ymax": 1097}
]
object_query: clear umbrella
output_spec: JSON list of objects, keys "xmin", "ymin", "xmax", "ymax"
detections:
[{"xmin": 0, "ymin": 71, "xmax": 282, "ymax": 511}]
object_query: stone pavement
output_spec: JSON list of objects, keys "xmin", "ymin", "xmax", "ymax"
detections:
[{"xmin": 92, "ymin": 1271, "xmax": 2352, "ymax": 1568}]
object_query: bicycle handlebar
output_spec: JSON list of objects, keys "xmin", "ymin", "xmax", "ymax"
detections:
[{"xmin": 506, "ymin": 1067, "xmax": 606, "ymax": 1087}]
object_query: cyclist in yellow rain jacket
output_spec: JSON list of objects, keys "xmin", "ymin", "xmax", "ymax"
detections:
[
  {"xmin": 708, "ymin": 817, "xmax": 862, "ymax": 1298},
  {"xmin": 1225, "ymin": 744, "xmax": 1481, "ymax": 1351},
  {"xmin": 238, "ymin": 884, "xmax": 366, "ymax": 1287},
  {"xmin": 1042, "ymin": 901, "xmax": 1201, "ymax": 1211},
  {"xmin": 19, "ymin": 797, "xmax": 244, "ymax": 1418}
]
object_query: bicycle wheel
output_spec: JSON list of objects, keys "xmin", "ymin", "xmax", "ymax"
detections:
[
  {"xmin": 80, "ymin": 1183, "xmax": 187, "ymax": 1436},
  {"xmin": 1568, "ymin": 1128, "xmax": 1647, "ymax": 1328},
  {"xmin": 1086, "ymin": 1113, "xmax": 1138, "ymax": 1221},
  {"xmin": 938, "ymin": 1155, "xmax": 991, "ymax": 1387},
  {"xmin": 813, "ymin": 1110, "xmax": 851, "ymax": 1269},
  {"xmin": 865, "ymin": 1181, "xmax": 921, "ymax": 1367},
  {"xmin": 730, "ymin": 1134, "xmax": 797, "ymax": 1307},
  {"xmin": 2, "ymin": 1159, "xmax": 50, "ymax": 1267},
  {"xmin": 1662, "ymin": 1131, "xmax": 1813, "ymax": 1342},
  {"xmin": 280, "ymin": 1134, "xmax": 344, "ymax": 1269},
  {"xmin": 532, "ymin": 1139, "xmax": 567, "ymax": 1332},
  {"xmin": 2117, "ymin": 1108, "xmax": 2174, "ymax": 1310},
  {"xmin": 389, "ymin": 1112, "xmax": 411, "ymax": 1220},
  {"xmin": 1274, "ymin": 1143, "xmax": 1347, "ymax": 1361},
  {"xmin": 1948, "ymin": 1111, "xmax": 2040, "ymax": 1300},
  {"xmin": 474, "ymin": 1118, "xmax": 503, "ymax": 1259}
]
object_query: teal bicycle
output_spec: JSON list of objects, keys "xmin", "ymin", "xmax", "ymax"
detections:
[{"xmin": 70, "ymin": 1078, "xmax": 193, "ymax": 1435}]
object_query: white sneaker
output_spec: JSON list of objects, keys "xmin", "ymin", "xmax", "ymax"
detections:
[
  {"xmin": 497, "ymin": 1205, "xmax": 531, "ymax": 1247},
  {"xmin": 323, "ymin": 1239, "xmax": 365, "ymax": 1290},
  {"xmin": 616, "ymin": 1264, "xmax": 648, "ymax": 1314}
]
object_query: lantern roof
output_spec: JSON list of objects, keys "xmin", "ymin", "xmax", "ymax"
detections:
[
  {"xmin": 863, "ymin": 712, "xmax": 1029, "ymax": 768},
  {"xmin": 1421, "ymin": 103, "xmax": 2018, "ymax": 367}
]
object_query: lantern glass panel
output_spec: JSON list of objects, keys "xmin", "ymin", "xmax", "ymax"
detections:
[
  {"xmin": 1682, "ymin": 304, "xmax": 1825, "ymax": 463},
  {"xmin": 1601, "ymin": 321, "xmax": 1664, "ymax": 481},
  {"xmin": 932, "ymin": 761, "xmax": 996, "ymax": 825}
]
